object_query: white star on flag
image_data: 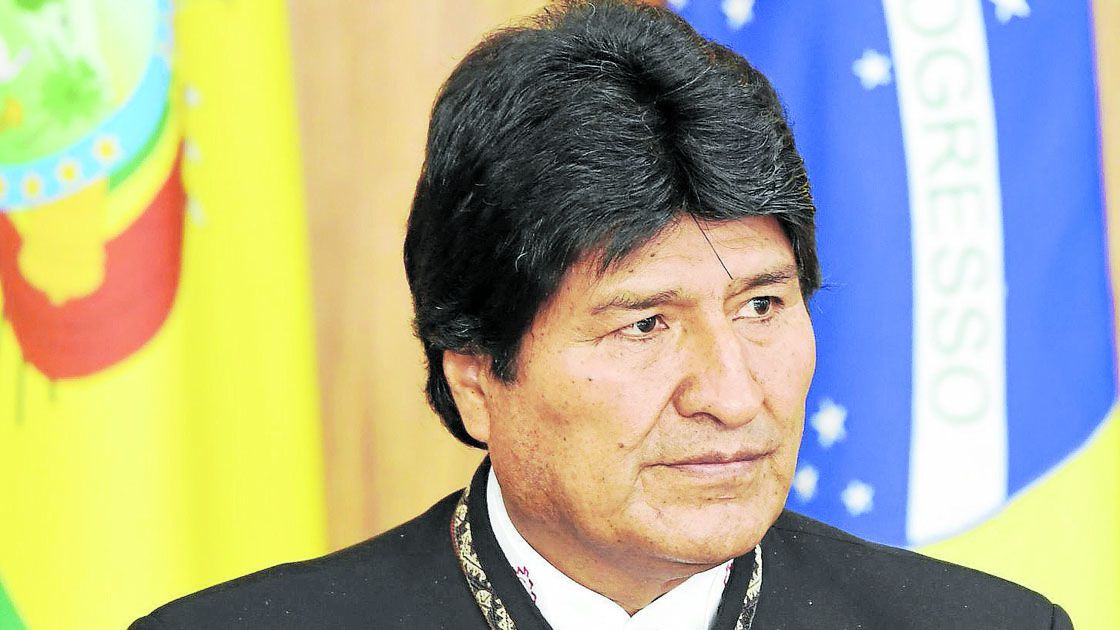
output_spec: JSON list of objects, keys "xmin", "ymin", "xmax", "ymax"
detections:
[
  {"xmin": 792, "ymin": 465, "xmax": 819, "ymax": 502},
  {"xmin": 852, "ymin": 49, "xmax": 892, "ymax": 90},
  {"xmin": 666, "ymin": 0, "xmax": 689, "ymax": 11},
  {"xmin": 721, "ymin": 0, "xmax": 756, "ymax": 31},
  {"xmin": 841, "ymin": 480, "xmax": 875, "ymax": 516},
  {"xmin": 810, "ymin": 398, "xmax": 848, "ymax": 449},
  {"xmin": 991, "ymin": 0, "xmax": 1030, "ymax": 24}
]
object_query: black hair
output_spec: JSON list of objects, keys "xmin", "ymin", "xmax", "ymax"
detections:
[{"xmin": 404, "ymin": 0, "xmax": 820, "ymax": 448}]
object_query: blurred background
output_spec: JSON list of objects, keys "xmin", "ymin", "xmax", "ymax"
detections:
[{"xmin": 0, "ymin": 0, "xmax": 1116, "ymax": 628}]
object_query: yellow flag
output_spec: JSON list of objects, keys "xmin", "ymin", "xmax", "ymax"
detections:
[
  {"xmin": 0, "ymin": 1, "xmax": 327, "ymax": 628},
  {"xmin": 919, "ymin": 415, "xmax": 1120, "ymax": 630}
]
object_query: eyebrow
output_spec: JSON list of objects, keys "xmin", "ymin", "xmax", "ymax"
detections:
[
  {"xmin": 727, "ymin": 263, "xmax": 799, "ymax": 294},
  {"xmin": 590, "ymin": 289, "xmax": 683, "ymax": 315},
  {"xmin": 589, "ymin": 263, "xmax": 799, "ymax": 315}
]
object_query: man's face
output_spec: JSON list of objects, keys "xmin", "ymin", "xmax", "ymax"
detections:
[{"xmin": 479, "ymin": 215, "xmax": 815, "ymax": 575}]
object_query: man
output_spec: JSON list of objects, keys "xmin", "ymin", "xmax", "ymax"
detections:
[{"xmin": 131, "ymin": 1, "xmax": 1072, "ymax": 628}]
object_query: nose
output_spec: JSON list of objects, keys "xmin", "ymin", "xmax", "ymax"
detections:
[{"xmin": 671, "ymin": 319, "xmax": 764, "ymax": 427}]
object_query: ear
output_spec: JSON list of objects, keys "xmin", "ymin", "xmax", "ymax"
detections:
[{"xmin": 442, "ymin": 350, "xmax": 494, "ymax": 445}]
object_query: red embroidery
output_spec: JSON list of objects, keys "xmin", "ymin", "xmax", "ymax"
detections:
[{"xmin": 514, "ymin": 565, "xmax": 537, "ymax": 602}]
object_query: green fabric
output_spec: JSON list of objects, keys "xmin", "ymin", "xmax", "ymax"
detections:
[{"xmin": 0, "ymin": 577, "xmax": 26, "ymax": 630}]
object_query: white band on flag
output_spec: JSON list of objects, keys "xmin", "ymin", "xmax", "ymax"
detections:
[{"xmin": 882, "ymin": 0, "xmax": 1009, "ymax": 545}]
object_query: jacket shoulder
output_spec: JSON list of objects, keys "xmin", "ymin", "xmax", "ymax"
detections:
[
  {"xmin": 757, "ymin": 511, "xmax": 1072, "ymax": 630},
  {"xmin": 130, "ymin": 491, "xmax": 481, "ymax": 630}
]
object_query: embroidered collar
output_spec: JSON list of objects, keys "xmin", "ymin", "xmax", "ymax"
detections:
[{"xmin": 449, "ymin": 462, "xmax": 762, "ymax": 630}]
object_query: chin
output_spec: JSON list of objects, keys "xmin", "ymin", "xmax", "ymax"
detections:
[
  {"xmin": 654, "ymin": 532, "xmax": 759, "ymax": 567},
  {"xmin": 645, "ymin": 502, "xmax": 776, "ymax": 566}
]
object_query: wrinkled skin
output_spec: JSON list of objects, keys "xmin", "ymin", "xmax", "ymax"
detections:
[{"xmin": 446, "ymin": 215, "xmax": 816, "ymax": 612}]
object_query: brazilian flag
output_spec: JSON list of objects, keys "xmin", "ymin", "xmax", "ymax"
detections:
[{"xmin": 675, "ymin": 0, "xmax": 1118, "ymax": 627}]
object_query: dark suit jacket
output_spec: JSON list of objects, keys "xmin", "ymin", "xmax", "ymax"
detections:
[{"xmin": 131, "ymin": 464, "xmax": 1073, "ymax": 629}]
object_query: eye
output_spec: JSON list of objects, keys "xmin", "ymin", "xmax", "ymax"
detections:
[
  {"xmin": 738, "ymin": 296, "xmax": 779, "ymax": 320},
  {"xmin": 618, "ymin": 315, "xmax": 666, "ymax": 338}
]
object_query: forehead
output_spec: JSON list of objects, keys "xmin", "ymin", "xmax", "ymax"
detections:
[{"xmin": 562, "ymin": 215, "xmax": 796, "ymax": 301}]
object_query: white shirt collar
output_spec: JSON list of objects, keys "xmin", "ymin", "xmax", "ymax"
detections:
[{"xmin": 486, "ymin": 468, "xmax": 734, "ymax": 630}]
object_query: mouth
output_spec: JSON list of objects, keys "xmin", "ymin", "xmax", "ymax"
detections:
[{"xmin": 660, "ymin": 448, "xmax": 774, "ymax": 477}]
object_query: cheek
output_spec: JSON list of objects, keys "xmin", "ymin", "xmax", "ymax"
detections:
[
  {"xmin": 551, "ymin": 348, "xmax": 677, "ymax": 444},
  {"xmin": 798, "ymin": 315, "xmax": 817, "ymax": 385},
  {"xmin": 754, "ymin": 316, "xmax": 815, "ymax": 421},
  {"xmin": 490, "ymin": 359, "xmax": 626, "ymax": 476},
  {"xmin": 772, "ymin": 311, "xmax": 816, "ymax": 381},
  {"xmin": 491, "ymin": 358, "xmax": 670, "ymax": 519}
]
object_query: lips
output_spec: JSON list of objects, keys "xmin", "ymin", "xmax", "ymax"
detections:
[
  {"xmin": 661, "ymin": 447, "xmax": 775, "ymax": 476},
  {"xmin": 666, "ymin": 448, "xmax": 773, "ymax": 466}
]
